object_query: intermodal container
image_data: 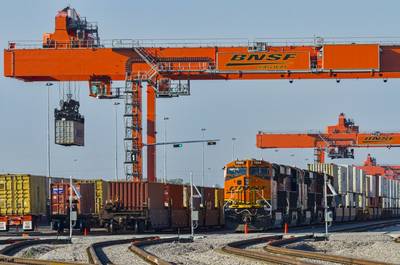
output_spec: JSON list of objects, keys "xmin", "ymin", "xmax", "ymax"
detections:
[
  {"xmin": 76, "ymin": 179, "xmax": 108, "ymax": 214},
  {"xmin": 55, "ymin": 120, "xmax": 84, "ymax": 146},
  {"xmin": 107, "ymin": 181, "xmax": 164, "ymax": 210},
  {"xmin": 164, "ymin": 184, "xmax": 184, "ymax": 209},
  {"xmin": 51, "ymin": 182, "xmax": 95, "ymax": 215},
  {"xmin": 0, "ymin": 174, "xmax": 47, "ymax": 216}
]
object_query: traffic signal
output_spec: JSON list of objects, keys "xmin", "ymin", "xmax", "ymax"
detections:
[
  {"xmin": 173, "ymin": 143, "xmax": 183, "ymax": 148},
  {"xmin": 207, "ymin": 141, "xmax": 217, "ymax": 146}
]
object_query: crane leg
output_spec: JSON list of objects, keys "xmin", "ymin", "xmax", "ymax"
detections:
[
  {"xmin": 147, "ymin": 84, "xmax": 156, "ymax": 182},
  {"xmin": 314, "ymin": 148, "xmax": 325, "ymax": 163},
  {"xmin": 133, "ymin": 81, "xmax": 143, "ymax": 181}
]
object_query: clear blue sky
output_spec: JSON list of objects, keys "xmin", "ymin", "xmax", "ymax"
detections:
[{"xmin": 1, "ymin": 0, "xmax": 400, "ymax": 186}]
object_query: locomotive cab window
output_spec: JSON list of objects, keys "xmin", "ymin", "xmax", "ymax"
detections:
[
  {"xmin": 226, "ymin": 167, "xmax": 247, "ymax": 180},
  {"xmin": 249, "ymin": 167, "xmax": 270, "ymax": 179}
]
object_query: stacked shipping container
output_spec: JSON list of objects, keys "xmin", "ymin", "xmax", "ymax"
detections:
[{"xmin": 0, "ymin": 174, "xmax": 48, "ymax": 231}]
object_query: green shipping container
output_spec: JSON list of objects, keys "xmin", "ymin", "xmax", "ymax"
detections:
[{"xmin": 0, "ymin": 174, "xmax": 48, "ymax": 216}]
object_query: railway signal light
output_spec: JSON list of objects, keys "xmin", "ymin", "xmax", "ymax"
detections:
[
  {"xmin": 207, "ymin": 141, "xmax": 217, "ymax": 146},
  {"xmin": 173, "ymin": 143, "xmax": 183, "ymax": 148}
]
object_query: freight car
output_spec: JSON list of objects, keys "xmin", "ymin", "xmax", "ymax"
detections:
[
  {"xmin": 0, "ymin": 174, "xmax": 48, "ymax": 231},
  {"xmin": 50, "ymin": 182, "xmax": 96, "ymax": 233},
  {"xmin": 99, "ymin": 181, "xmax": 224, "ymax": 233},
  {"xmin": 224, "ymin": 159, "xmax": 400, "ymax": 231},
  {"xmin": 49, "ymin": 180, "xmax": 224, "ymax": 233}
]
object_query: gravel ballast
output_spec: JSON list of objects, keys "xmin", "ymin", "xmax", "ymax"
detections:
[{"xmin": 285, "ymin": 232, "xmax": 400, "ymax": 264}]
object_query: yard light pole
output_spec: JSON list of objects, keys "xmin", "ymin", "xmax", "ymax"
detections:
[
  {"xmin": 201, "ymin": 128, "xmax": 206, "ymax": 188},
  {"xmin": 163, "ymin": 117, "xmax": 170, "ymax": 183},
  {"xmin": 113, "ymin": 102, "xmax": 120, "ymax": 181},
  {"xmin": 46, "ymin": 82, "xmax": 53, "ymax": 217}
]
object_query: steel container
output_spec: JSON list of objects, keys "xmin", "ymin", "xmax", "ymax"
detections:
[
  {"xmin": 76, "ymin": 179, "xmax": 109, "ymax": 214},
  {"xmin": 164, "ymin": 184, "xmax": 184, "ymax": 209},
  {"xmin": 51, "ymin": 182, "xmax": 95, "ymax": 215},
  {"xmin": 205, "ymin": 209, "xmax": 221, "ymax": 226},
  {"xmin": 55, "ymin": 120, "xmax": 84, "ymax": 146},
  {"xmin": 0, "ymin": 174, "xmax": 48, "ymax": 216},
  {"xmin": 149, "ymin": 209, "xmax": 169, "ymax": 229},
  {"xmin": 107, "ymin": 181, "xmax": 165, "ymax": 211},
  {"xmin": 171, "ymin": 209, "xmax": 189, "ymax": 228}
]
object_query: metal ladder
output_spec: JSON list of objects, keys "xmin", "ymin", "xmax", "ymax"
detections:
[
  {"xmin": 133, "ymin": 46, "xmax": 159, "ymax": 81},
  {"xmin": 123, "ymin": 74, "xmax": 142, "ymax": 180}
]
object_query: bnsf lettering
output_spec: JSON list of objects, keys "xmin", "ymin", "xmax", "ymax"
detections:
[
  {"xmin": 229, "ymin": 53, "xmax": 297, "ymax": 61},
  {"xmin": 363, "ymin": 136, "xmax": 393, "ymax": 142}
]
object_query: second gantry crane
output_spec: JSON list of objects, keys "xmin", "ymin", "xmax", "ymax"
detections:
[
  {"xmin": 5, "ymin": 7, "xmax": 400, "ymax": 180},
  {"xmin": 257, "ymin": 113, "xmax": 400, "ymax": 163}
]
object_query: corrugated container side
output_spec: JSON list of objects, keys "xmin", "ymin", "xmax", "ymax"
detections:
[
  {"xmin": 343, "ymin": 165, "xmax": 354, "ymax": 192},
  {"xmin": 0, "ymin": 175, "xmax": 48, "ymax": 216},
  {"xmin": 76, "ymin": 179, "xmax": 109, "ymax": 214},
  {"xmin": 51, "ymin": 182, "xmax": 95, "ymax": 215},
  {"xmin": 108, "ymin": 181, "xmax": 152, "ymax": 210},
  {"xmin": 171, "ymin": 209, "xmax": 189, "ymax": 227},
  {"xmin": 78, "ymin": 183, "xmax": 96, "ymax": 215},
  {"xmin": 337, "ymin": 166, "xmax": 347, "ymax": 194},
  {"xmin": 147, "ymin": 182, "xmax": 164, "ymax": 209},
  {"xmin": 165, "ymin": 184, "xmax": 184, "ymax": 209},
  {"xmin": 55, "ymin": 120, "xmax": 84, "ymax": 146},
  {"xmin": 205, "ymin": 209, "xmax": 220, "ymax": 226},
  {"xmin": 204, "ymin": 187, "xmax": 216, "ymax": 210}
]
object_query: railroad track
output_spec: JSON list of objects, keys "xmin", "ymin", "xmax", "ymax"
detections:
[
  {"xmin": 221, "ymin": 220, "xmax": 400, "ymax": 265},
  {"xmin": 86, "ymin": 236, "xmax": 161, "ymax": 265},
  {"xmin": 129, "ymin": 237, "xmax": 192, "ymax": 265},
  {"xmin": 265, "ymin": 235, "xmax": 395, "ymax": 265},
  {"xmin": 0, "ymin": 238, "xmax": 89, "ymax": 265}
]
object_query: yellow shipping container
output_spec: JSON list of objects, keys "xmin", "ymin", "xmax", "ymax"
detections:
[
  {"xmin": 0, "ymin": 174, "xmax": 48, "ymax": 216},
  {"xmin": 75, "ymin": 179, "xmax": 108, "ymax": 214}
]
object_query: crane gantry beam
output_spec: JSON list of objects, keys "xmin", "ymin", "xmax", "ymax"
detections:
[
  {"xmin": 5, "ymin": 7, "xmax": 400, "ymax": 180},
  {"xmin": 256, "ymin": 113, "xmax": 400, "ymax": 163}
]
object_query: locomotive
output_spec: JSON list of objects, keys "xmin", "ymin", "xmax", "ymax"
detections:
[{"xmin": 224, "ymin": 159, "xmax": 334, "ymax": 231}]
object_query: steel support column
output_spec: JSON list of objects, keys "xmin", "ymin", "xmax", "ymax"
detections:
[{"xmin": 147, "ymin": 84, "xmax": 156, "ymax": 182}]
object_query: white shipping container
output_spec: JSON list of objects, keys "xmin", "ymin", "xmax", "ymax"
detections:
[
  {"xmin": 383, "ymin": 178, "xmax": 389, "ymax": 197},
  {"xmin": 371, "ymin": 176, "xmax": 377, "ymax": 198},
  {"xmin": 366, "ymin": 175, "xmax": 376, "ymax": 198},
  {"xmin": 55, "ymin": 120, "xmax": 84, "ymax": 146},
  {"xmin": 337, "ymin": 166, "xmax": 348, "ymax": 195},
  {"xmin": 343, "ymin": 165, "xmax": 354, "ymax": 193},
  {"xmin": 378, "ymin": 176, "xmax": 387, "ymax": 197},
  {"xmin": 397, "ymin": 182, "xmax": 400, "ymax": 199},
  {"xmin": 352, "ymin": 168, "xmax": 362, "ymax": 194},
  {"xmin": 345, "ymin": 193, "xmax": 355, "ymax": 207}
]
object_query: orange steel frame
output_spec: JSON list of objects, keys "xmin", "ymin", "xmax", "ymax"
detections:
[
  {"xmin": 358, "ymin": 154, "xmax": 400, "ymax": 179},
  {"xmin": 257, "ymin": 114, "xmax": 400, "ymax": 163},
  {"xmin": 5, "ymin": 7, "xmax": 400, "ymax": 181}
]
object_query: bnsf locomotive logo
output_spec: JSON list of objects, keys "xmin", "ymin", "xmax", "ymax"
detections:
[
  {"xmin": 362, "ymin": 136, "xmax": 393, "ymax": 143},
  {"xmin": 226, "ymin": 53, "xmax": 297, "ymax": 67}
]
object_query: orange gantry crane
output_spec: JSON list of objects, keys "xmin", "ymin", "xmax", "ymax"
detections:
[
  {"xmin": 5, "ymin": 7, "xmax": 400, "ymax": 181},
  {"xmin": 256, "ymin": 113, "xmax": 400, "ymax": 163},
  {"xmin": 357, "ymin": 154, "xmax": 400, "ymax": 180}
]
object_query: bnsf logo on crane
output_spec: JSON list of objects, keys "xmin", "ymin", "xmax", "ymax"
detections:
[
  {"xmin": 362, "ymin": 136, "xmax": 393, "ymax": 143},
  {"xmin": 231, "ymin": 53, "xmax": 297, "ymax": 61},
  {"xmin": 226, "ymin": 53, "xmax": 297, "ymax": 66}
]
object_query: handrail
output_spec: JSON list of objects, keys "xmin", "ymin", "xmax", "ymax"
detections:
[{"xmin": 7, "ymin": 36, "xmax": 400, "ymax": 50}]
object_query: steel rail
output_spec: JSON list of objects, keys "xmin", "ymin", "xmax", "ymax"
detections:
[
  {"xmin": 86, "ymin": 236, "xmax": 158, "ymax": 265},
  {"xmin": 0, "ymin": 238, "xmax": 89, "ymax": 265},
  {"xmin": 129, "ymin": 237, "xmax": 190, "ymax": 265},
  {"xmin": 265, "ymin": 235, "xmax": 396, "ymax": 265},
  {"xmin": 220, "ymin": 235, "xmax": 316, "ymax": 265}
]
